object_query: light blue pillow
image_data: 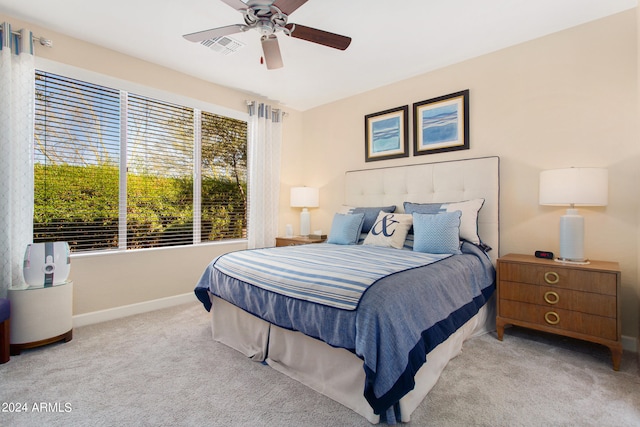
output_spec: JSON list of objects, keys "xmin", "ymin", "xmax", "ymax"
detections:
[
  {"xmin": 327, "ymin": 213, "xmax": 366, "ymax": 245},
  {"xmin": 412, "ymin": 211, "xmax": 462, "ymax": 254},
  {"xmin": 404, "ymin": 199, "xmax": 484, "ymax": 244}
]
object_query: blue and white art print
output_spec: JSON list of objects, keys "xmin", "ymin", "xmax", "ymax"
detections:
[
  {"xmin": 413, "ymin": 90, "xmax": 469, "ymax": 156},
  {"xmin": 365, "ymin": 105, "xmax": 409, "ymax": 162},
  {"xmin": 372, "ymin": 116, "xmax": 401, "ymax": 153}
]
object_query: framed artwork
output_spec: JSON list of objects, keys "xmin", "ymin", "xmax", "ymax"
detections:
[
  {"xmin": 364, "ymin": 105, "xmax": 409, "ymax": 162},
  {"xmin": 413, "ymin": 90, "xmax": 469, "ymax": 156}
]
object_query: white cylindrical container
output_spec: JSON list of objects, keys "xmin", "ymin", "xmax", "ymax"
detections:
[{"xmin": 8, "ymin": 281, "xmax": 73, "ymax": 346}]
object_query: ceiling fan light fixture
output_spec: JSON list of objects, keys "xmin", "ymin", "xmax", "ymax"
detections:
[
  {"xmin": 261, "ymin": 34, "xmax": 283, "ymax": 69},
  {"xmin": 257, "ymin": 19, "xmax": 275, "ymax": 35}
]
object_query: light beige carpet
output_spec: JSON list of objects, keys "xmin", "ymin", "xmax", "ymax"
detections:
[{"xmin": 0, "ymin": 301, "xmax": 638, "ymax": 426}]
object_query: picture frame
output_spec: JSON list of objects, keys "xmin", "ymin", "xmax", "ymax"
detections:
[
  {"xmin": 364, "ymin": 105, "xmax": 409, "ymax": 162},
  {"xmin": 413, "ymin": 90, "xmax": 469, "ymax": 156}
]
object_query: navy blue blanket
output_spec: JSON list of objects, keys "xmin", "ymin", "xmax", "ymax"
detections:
[{"xmin": 195, "ymin": 242, "xmax": 495, "ymax": 423}]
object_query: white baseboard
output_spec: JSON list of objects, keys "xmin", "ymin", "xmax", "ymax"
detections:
[
  {"xmin": 73, "ymin": 293, "xmax": 197, "ymax": 328},
  {"xmin": 622, "ymin": 335, "xmax": 637, "ymax": 353}
]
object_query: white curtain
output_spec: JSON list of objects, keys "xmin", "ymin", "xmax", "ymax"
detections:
[
  {"xmin": 0, "ymin": 23, "xmax": 35, "ymax": 297},
  {"xmin": 247, "ymin": 102, "xmax": 282, "ymax": 249}
]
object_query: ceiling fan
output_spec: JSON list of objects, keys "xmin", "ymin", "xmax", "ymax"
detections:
[{"xmin": 183, "ymin": 0, "xmax": 352, "ymax": 69}]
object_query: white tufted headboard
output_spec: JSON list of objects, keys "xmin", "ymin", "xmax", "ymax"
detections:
[{"xmin": 345, "ymin": 156, "xmax": 500, "ymax": 264}]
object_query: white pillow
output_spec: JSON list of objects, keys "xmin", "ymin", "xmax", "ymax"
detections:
[
  {"xmin": 403, "ymin": 198, "xmax": 484, "ymax": 244},
  {"xmin": 363, "ymin": 212, "xmax": 413, "ymax": 249}
]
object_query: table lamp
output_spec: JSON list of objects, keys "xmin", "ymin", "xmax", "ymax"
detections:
[
  {"xmin": 290, "ymin": 187, "xmax": 319, "ymax": 236},
  {"xmin": 539, "ymin": 167, "xmax": 608, "ymax": 263}
]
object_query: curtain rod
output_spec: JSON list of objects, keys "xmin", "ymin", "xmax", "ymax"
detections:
[
  {"xmin": 245, "ymin": 100, "xmax": 288, "ymax": 117},
  {"xmin": 33, "ymin": 35, "xmax": 53, "ymax": 47},
  {"xmin": 7, "ymin": 28, "xmax": 53, "ymax": 47}
]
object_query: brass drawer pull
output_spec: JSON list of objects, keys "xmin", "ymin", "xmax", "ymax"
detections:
[
  {"xmin": 544, "ymin": 291, "xmax": 560, "ymax": 305},
  {"xmin": 544, "ymin": 271, "xmax": 559, "ymax": 284},
  {"xmin": 544, "ymin": 311, "xmax": 560, "ymax": 325}
]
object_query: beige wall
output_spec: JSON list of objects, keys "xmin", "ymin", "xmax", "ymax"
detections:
[
  {"xmin": 294, "ymin": 10, "xmax": 640, "ymax": 343},
  {"xmin": 0, "ymin": 13, "xmax": 303, "ymax": 315}
]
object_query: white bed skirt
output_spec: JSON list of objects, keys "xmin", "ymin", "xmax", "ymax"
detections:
[{"xmin": 209, "ymin": 294, "xmax": 495, "ymax": 424}]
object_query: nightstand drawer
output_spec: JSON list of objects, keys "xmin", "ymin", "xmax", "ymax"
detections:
[
  {"xmin": 500, "ymin": 300, "xmax": 617, "ymax": 341},
  {"xmin": 499, "ymin": 281, "xmax": 616, "ymax": 318},
  {"xmin": 498, "ymin": 263, "xmax": 617, "ymax": 295}
]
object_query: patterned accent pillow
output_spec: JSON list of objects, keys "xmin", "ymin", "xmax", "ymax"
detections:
[
  {"xmin": 412, "ymin": 211, "xmax": 462, "ymax": 254},
  {"xmin": 344, "ymin": 205, "xmax": 396, "ymax": 233},
  {"xmin": 363, "ymin": 212, "xmax": 413, "ymax": 249},
  {"xmin": 327, "ymin": 213, "xmax": 365, "ymax": 245},
  {"xmin": 404, "ymin": 198, "xmax": 484, "ymax": 244}
]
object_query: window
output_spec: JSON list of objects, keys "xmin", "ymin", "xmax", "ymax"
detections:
[
  {"xmin": 34, "ymin": 71, "xmax": 247, "ymax": 252},
  {"xmin": 200, "ymin": 111, "xmax": 248, "ymax": 242}
]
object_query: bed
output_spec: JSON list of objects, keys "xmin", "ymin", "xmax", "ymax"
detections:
[{"xmin": 195, "ymin": 156, "xmax": 500, "ymax": 424}]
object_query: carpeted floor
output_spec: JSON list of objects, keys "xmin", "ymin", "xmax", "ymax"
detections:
[{"xmin": 0, "ymin": 301, "xmax": 638, "ymax": 426}]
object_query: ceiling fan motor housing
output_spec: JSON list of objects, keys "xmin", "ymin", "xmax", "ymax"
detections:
[{"xmin": 244, "ymin": 2, "xmax": 288, "ymax": 35}]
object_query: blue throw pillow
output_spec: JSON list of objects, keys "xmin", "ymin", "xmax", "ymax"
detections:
[
  {"xmin": 412, "ymin": 211, "xmax": 462, "ymax": 254},
  {"xmin": 327, "ymin": 213, "xmax": 366, "ymax": 245},
  {"xmin": 404, "ymin": 199, "xmax": 484, "ymax": 244},
  {"xmin": 348, "ymin": 206, "xmax": 396, "ymax": 233}
]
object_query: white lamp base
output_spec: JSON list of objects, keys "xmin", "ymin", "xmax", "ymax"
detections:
[
  {"xmin": 300, "ymin": 208, "xmax": 310, "ymax": 236},
  {"xmin": 558, "ymin": 208, "xmax": 587, "ymax": 263}
]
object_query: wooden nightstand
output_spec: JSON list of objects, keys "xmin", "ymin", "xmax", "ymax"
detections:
[
  {"xmin": 275, "ymin": 236, "xmax": 326, "ymax": 247},
  {"xmin": 496, "ymin": 253, "xmax": 622, "ymax": 370}
]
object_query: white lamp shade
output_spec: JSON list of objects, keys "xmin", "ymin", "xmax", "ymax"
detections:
[
  {"xmin": 539, "ymin": 168, "xmax": 608, "ymax": 206},
  {"xmin": 290, "ymin": 187, "xmax": 319, "ymax": 208}
]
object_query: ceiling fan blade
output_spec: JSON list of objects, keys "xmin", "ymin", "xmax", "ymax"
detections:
[
  {"xmin": 285, "ymin": 24, "xmax": 351, "ymax": 50},
  {"xmin": 273, "ymin": 0, "xmax": 308, "ymax": 15},
  {"xmin": 261, "ymin": 34, "xmax": 283, "ymax": 69},
  {"xmin": 183, "ymin": 24, "xmax": 247, "ymax": 42},
  {"xmin": 219, "ymin": 0, "xmax": 249, "ymax": 11}
]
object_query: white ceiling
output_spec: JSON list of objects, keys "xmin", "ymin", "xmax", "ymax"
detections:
[{"xmin": 0, "ymin": 0, "xmax": 636, "ymax": 111}]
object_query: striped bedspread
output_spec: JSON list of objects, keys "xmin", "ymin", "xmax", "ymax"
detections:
[{"xmin": 213, "ymin": 243, "xmax": 450, "ymax": 310}]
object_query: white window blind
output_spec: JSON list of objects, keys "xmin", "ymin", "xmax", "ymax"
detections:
[
  {"xmin": 200, "ymin": 111, "xmax": 247, "ymax": 241},
  {"xmin": 34, "ymin": 72, "xmax": 121, "ymax": 252},
  {"xmin": 127, "ymin": 94, "xmax": 195, "ymax": 249},
  {"xmin": 33, "ymin": 70, "xmax": 247, "ymax": 252}
]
